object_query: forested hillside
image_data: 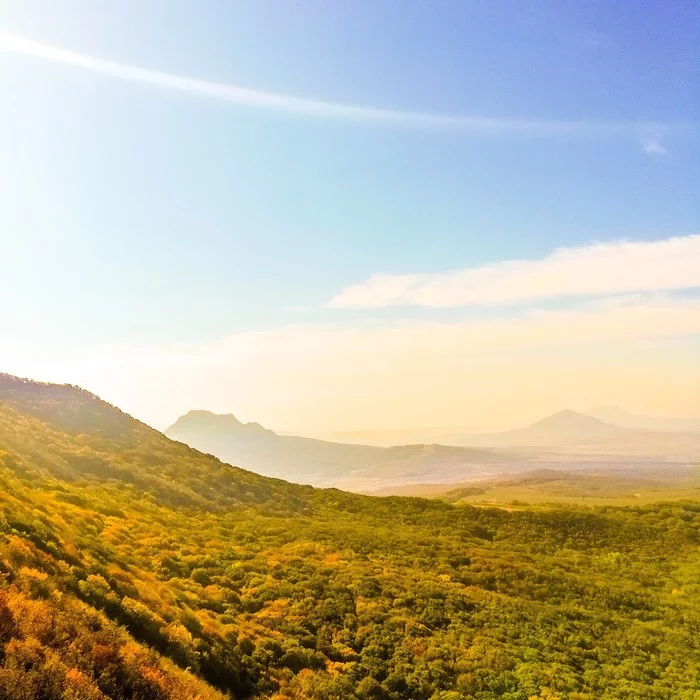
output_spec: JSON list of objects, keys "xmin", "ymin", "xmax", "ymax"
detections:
[{"xmin": 0, "ymin": 375, "xmax": 698, "ymax": 699}]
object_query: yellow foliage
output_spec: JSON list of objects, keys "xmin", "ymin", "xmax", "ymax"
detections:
[
  {"xmin": 63, "ymin": 668, "xmax": 107, "ymax": 700},
  {"xmin": 6, "ymin": 536, "xmax": 36, "ymax": 566}
]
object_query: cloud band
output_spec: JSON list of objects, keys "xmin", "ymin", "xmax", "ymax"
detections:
[{"xmin": 331, "ymin": 235, "xmax": 700, "ymax": 308}]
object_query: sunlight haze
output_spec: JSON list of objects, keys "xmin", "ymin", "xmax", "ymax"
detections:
[
  {"xmin": 0, "ymin": 4, "xmax": 699, "ymax": 698},
  {"xmin": 1, "ymin": 0, "xmax": 698, "ymax": 436}
]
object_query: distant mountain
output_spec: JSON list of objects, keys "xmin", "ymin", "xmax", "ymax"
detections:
[
  {"xmin": 166, "ymin": 410, "xmax": 518, "ymax": 489},
  {"xmin": 586, "ymin": 406, "xmax": 700, "ymax": 433},
  {"xmin": 467, "ymin": 410, "xmax": 629, "ymax": 447},
  {"xmin": 168, "ymin": 410, "xmax": 277, "ymax": 441},
  {"xmin": 464, "ymin": 409, "xmax": 700, "ymax": 459}
]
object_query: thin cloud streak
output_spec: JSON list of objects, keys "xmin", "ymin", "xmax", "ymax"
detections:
[
  {"xmin": 331, "ymin": 234, "xmax": 700, "ymax": 308},
  {"xmin": 0, "ymin": 32, "xmax": 682, "ymax": 136}
]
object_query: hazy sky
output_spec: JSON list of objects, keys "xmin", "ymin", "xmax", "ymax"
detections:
[{"xmin": 1, "ymin": 1, "xmax": 699, "ymax": 435}]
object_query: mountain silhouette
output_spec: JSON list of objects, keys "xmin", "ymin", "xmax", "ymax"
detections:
[
  {"xmin": 468, "ymin": 409, "xmax": 628, "ymax": 447},
  {"xmin": 464, "ymin": 408, "xmax": 700, "ymax": 459},
  {"xmin": 166, "ymin": 410, "xmax": 515, "ymax": 489}
]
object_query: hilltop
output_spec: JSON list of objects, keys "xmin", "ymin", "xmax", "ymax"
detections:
[
  {"xmin": 0, "ymin": 374, "xmax": 698, "ymax": 698},
  {"xmin": 0, "ymin": 372, "xmax": 147, "ymax": 440}
]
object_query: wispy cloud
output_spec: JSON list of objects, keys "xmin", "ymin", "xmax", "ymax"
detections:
[
  {"xmin": 641, "ymin": 138, "xmax": 670, "ymax": 156},
  {"xmin": 0, "ymin": 32, "xmax": 685, "ymax": 137},
  {"xmin": 331, "ymin": 235, "xmax": 700, "ymax": 308}
]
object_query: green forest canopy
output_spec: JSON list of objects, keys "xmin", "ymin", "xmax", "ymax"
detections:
[{"xmin": 0, "ymin": 374, "xmax": 698, "ymax": 699}]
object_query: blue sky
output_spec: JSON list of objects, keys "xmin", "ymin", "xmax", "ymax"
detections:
[{"xmin": 1, "ymin": 1, "xmax": 699, "ymax": 432}]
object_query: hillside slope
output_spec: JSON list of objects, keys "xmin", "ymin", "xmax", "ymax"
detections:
[{"xmin": 0, "ymin": 375, "xmax": 698, "ymax": 699}]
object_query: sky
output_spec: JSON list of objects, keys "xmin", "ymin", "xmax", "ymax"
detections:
[{"xmin": 0, "ymin": 1, "xmax": 699, "ymax": 438}]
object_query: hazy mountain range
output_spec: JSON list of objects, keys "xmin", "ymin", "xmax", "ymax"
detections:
[
  {"xmin": 467, "ymin": 409, "xmax": 700, "ymax": 459},
  {"xmin": 465, "ymin": 409, "xmax": 626, "ymax": 447},
  {"xmin": 321, "ymin": 407, "xmax": 700, "ymax": 447},
  {"xmin": 166, "ymin": 407, "xmax": 700, "ymax": 490},
  {"xmin": 165, "ymin": 410, "xmax": 518, "ymax": 489}
]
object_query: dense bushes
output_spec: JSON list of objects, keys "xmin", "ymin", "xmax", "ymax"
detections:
[{"xmin": 0, "ymin": 394, "xmax": 698, "ymax": 698}]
